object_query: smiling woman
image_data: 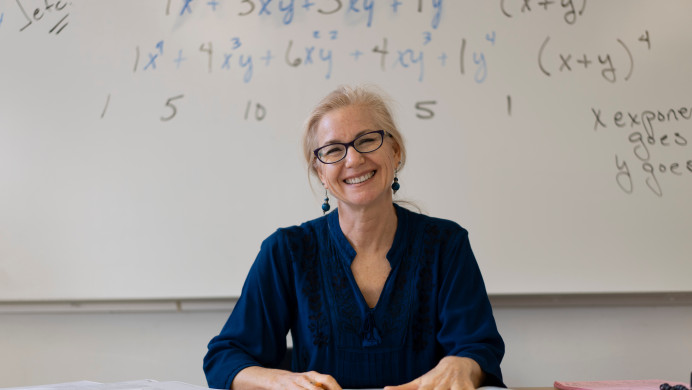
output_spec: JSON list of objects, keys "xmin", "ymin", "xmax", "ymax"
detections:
[{"xmin": 203, "ymin": 85, "xmax": 505, "ymax": 390}]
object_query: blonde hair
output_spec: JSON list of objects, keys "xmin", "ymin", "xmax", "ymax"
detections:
[{"xmin": 302, "ymin": 85, "xmax": 407, "ymax": 179}]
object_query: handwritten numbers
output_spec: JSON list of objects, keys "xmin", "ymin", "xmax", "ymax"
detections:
[
  {"xmin": 200, "ymin": 42, "xmax": 213, "ymax": 72},
  {"xmin": 133, "ymin": 46, "xmax": 140, "ymax": 72},
  {"xmin": 423, "ymin": 32, "xmax": 432, "ymax": 46},
  {"xmin": 485, "ymin": 31, "xmax": 496, "ymax": 45},
  {"xmin": 239, "ymin": 0, "xmax": 255, "ymax": 16},
  {"xmin": 639, "ymin": 30, "xmax": 651, "ymax": 50},
  {"xmin": 245, "ymin": 101, "xmax": 267, "ymax": 121},
  {"xmin": 415, "ymin": 101, "xmax": 436, "ymax": 119},
  {"xmin": 101, "ymin": 94, "xmax": 111, "ymax": 119},
  {"xmin": 230, "ymin": 37, "xmax": 242, "ymax": 50},
  {"xmin": 161, "ymin": 95, "xmax": 185, "ymax": 122},
  {"xmin": 156, "ymin": 40, "xmax": 164, "ymax": 55},
  {"xmin": 318, "ymin": 0, "xmax": 342, "ymax": 15},
  {"xmin": 372, "ymin": 38, "xmax": 389, "ymax": 71},
  {"xmin": 459, "ymin": 38, "xmax": 466, "ymax": 75}
]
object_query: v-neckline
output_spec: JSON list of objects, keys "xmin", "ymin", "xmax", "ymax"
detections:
[{"xmin": 326, "ymin": 204, "xmax": 409, "ymax": 313}]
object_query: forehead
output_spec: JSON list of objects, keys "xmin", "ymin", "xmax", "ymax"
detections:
[{"xmin": 316, "ymin": 105, "xmax": 377, "ymax": 144}]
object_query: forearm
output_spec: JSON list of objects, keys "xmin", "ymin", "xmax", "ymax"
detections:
[{"xmin": 231, "ymin": 366, "xmax": 286, "ymax": 390}]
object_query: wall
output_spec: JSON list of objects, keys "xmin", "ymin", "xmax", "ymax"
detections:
[
  {"xmin": 2, "ymin": 1, "xmax": 692, "ymax": 301},
  {"xmin": 1, "ymin": 300, "xmax": 691, "ymax": 388}
]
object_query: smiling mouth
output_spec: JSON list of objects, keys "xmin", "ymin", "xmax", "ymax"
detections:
[{"xmin": 344, "ymin": 170, "xmax": 375, "ymax": 184}]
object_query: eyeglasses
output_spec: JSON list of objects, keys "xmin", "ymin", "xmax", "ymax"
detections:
[{"xmin": 313, "ymin": 130, "xmax": 387, "ymax": 164}]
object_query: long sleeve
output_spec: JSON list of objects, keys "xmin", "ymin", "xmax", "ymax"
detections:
[
  {"xmin": 203, "ymin": 230, "xmax": 295, "ymax": 389},
  {"xmin": 436, "ymin": 230, "xmax": 505, "ymax": 387}
]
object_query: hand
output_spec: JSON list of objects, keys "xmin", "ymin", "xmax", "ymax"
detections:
[
  {"xmin": 384, "ymin": 356, "xmax": 484, "ymax": 390},
  {"xmin": 272, "ymin": 370, "xmax": 343, "ymax": 390},
  {"xmin": 232, "ymin": 366, "xmax": 342, "ymax": 390}
]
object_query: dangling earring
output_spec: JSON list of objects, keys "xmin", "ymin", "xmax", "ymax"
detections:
[
  {"xmin": 321, "ymin": 188, "xmax": 331, "ymax": 214},
  {"xmin": 391, "ymin": 170, "xmax": 400, "ymax": 194}
]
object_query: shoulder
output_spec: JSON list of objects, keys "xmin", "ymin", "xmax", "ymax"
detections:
[
  {"xmin": 247, "ymin": 214, "xmax": 328, "ymax": 283},
  {"xmin": 260, "ymin": 214, "xmax": 329, "ymax": 256},
  {"xmin": 397, "ymin": 203, "xmax": 469, "ymax": 242}
]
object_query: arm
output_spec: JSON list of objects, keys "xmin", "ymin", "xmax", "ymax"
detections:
[
  {"xmin": 435, "ymin": 230, "xmax": 505, "ymax": 387},
  {"xmin": 387, "ymin": 229, "xmax": 505, "ymax": 390},
  {"xmin": 203, "ymin": 230, "xmax": 343, "ymax": 390},
  {"xmin": 203, "ymin": 232, "xmax": 295, "ymax": 389}
]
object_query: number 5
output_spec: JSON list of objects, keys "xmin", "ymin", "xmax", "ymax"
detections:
[{"xmin": 161, "ymin": 94, "xmax": 184, "ymax": 121}]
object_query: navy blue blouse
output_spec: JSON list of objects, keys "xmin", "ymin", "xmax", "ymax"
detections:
[{"xmin": 204, "ymin": 204, "xmax": 504, "ymax": 389}]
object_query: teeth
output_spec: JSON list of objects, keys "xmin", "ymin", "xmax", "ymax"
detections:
[{"xmin": 345, "ymin": 171, "xmax": 375, "ymax": 184}]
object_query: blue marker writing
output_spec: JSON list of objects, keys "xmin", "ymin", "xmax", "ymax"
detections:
[
  {"xmin": 239, "ymin": 54, "xmax": 254, "ymax": 83},
  {"xmin": 280, "ymin": 0, "xmax": 294, "ymax": 25},
  {"xmin": 363, "ymin": 0, "xmax": 374, "ymax": 27},
  {"xmin": 473, "ymin": 52, "xmax": 487, "ymax": 83},
  {"xmin": 319, "ymin": 48, "xmax": 333, "ymax": 79},
  {"xmin": 432, "ymin": 0, "xmax": 443, "ymax": 29}
]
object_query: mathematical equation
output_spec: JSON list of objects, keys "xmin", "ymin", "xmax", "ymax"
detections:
[
  {"xmin": 538, "ymin": 31, "xmax": 651, "ymax": 83},
  {"xmin": 130, "ymin": 32, "xmax": 495, "ymax": 85},
  {"xmin": 500, "ymin": 0, "xmax": 587, "ymax": 26},
  {"xmin": 592, "ymin": 105, "xmax": 692, "ymax": 197},
  {"xmin": 164, "ymin": 0, "xmax": 445, "ymax": 30}
]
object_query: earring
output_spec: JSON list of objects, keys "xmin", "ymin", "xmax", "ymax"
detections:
[
  {"xmin": 321, "ymin": 189, "xmax": 330, "ymax": 214},
  {"xmin": 391, "ymin": 171, "xmax": 400, "ymax": 194}
]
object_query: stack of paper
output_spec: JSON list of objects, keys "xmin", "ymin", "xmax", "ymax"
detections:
[
  {"xmin": 555, "ymin": 380, "xmax": 689, "ymax": 390},
  {"xmin": 0, "ymin": 380, "xmax": 212, "ymax": 390}
]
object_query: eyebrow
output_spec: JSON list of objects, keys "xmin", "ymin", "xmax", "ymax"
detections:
[{"xmin": 321, "ymin": 129, "xmax": 376, "ymax": 146}]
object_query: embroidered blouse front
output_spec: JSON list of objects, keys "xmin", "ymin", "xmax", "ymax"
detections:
[{"xmin": 204, "ymin": 204, "xmax": 505, "ymax": 389}]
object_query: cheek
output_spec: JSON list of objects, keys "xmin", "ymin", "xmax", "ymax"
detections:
[{"xmin": 318, "ymin": 165, "xmax": 337, "ymax": 187}]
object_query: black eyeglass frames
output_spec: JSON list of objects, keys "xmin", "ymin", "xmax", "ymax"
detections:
[{"xmin": 313, "ymin": 130, "xmax": 388, "ymax": 164}]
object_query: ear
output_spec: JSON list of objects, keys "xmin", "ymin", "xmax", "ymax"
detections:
[
  {"xmin": 391, "ymin": 140, "xmax": 402, "ymax": 167},
  {"xmin": 315, "ymin": 162, "xmax": 328, "ymax": 190}
]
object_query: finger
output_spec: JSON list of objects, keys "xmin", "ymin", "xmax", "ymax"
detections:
[
  {"xmin": 294, "ymin": 373, "xmax": 320, "ymax": 390},
  {"xmin": 311, "ymin": 373, "xmax": 342, "ymax": 390},
  {"xmin": 385, "ymin": 379, "xmax": 420, "ymax": 390}
]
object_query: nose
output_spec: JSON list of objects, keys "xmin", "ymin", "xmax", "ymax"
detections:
[{"xmin": 343, "ymin": 145, "xmax": 365, "ymax": 167}]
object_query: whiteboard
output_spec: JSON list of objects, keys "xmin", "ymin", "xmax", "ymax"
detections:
[{"xmin": 1, "ymin": 0, "xmax": 690, "ymax": 301}]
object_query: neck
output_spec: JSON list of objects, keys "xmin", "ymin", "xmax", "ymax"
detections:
[{"xmin": 337, "ymin": 200, "xmax": 398, "ymax": 254}]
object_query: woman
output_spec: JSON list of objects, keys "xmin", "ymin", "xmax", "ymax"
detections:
[{"xmin": 203, "ymin": 85, "xmax": 505, "ymax": 390}]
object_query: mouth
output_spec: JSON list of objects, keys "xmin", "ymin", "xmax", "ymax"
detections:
[{"xmin": 344, "ymin": 170, "xmax": 376, "ymax": 185}]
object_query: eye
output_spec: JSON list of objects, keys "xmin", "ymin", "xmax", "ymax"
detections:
[
  {"xmin": 355, "ymin": 135, "xmax": 376, "ymax": 147},
  {"xmin": 320, "ymin": 145, "xmax": 344, "ymax": 157}
]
